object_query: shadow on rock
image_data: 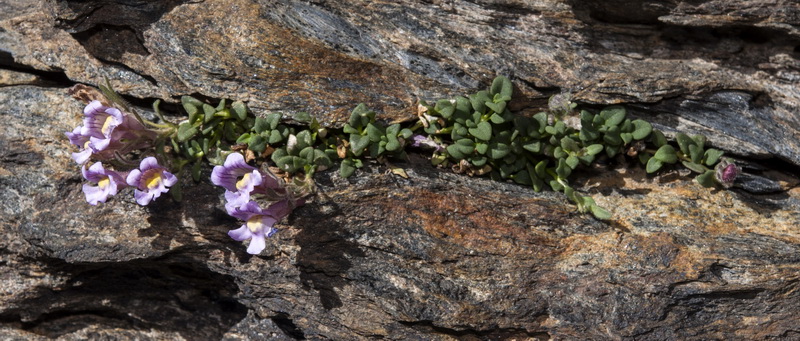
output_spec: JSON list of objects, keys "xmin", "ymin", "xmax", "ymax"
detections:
[
  {"xmin": 1, "ymin": 255, "xmax": 247, "ymax": 340},
  {"xmin": 293, "ymin": 201, "xmax": 366, "ymax": 310}
]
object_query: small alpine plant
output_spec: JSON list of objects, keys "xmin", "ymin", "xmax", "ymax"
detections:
[{"xmin": 67, "ymin": 76, "xmax": 740, "ymax": 254}]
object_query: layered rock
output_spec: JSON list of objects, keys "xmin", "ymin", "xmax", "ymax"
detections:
[{"xmin": 1, "ymin": 0, "xmax": 799, "ymax": 339}]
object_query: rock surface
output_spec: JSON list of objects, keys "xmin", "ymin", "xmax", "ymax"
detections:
[{"xmin": 2, "ymin": 0, "xmax": 800, "ymax": 340}]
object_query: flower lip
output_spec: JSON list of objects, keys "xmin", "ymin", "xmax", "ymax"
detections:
[
  {"xmin": 81, "ymin": 162, "xmax": 127, "ymax": 205},
  {"xmin": 126, "ymin": 156, "xmax": 177, "ymax": 205},
  {"xmin": 226, "ymin": 200, "xmax": 280, "ymax": 255},
  {"xmin": 211, "ymin": 153, "xmax": 258, "ymax": 192},
  {"xmin": 81, "ymin": 101, "xmax": 124, "ymax": 139}
]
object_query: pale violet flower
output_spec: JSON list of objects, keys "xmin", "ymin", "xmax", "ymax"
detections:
[
  {"xmin": 126, "ymin": 157, "xmax": 177, "ymax": 205},
  {"xmin": 227, "ymin": 200, "xmax": 291, "ymax": 254},
  {"xmin": 81, "ymin": 162, "xmax": 127, "ymax": 205}
]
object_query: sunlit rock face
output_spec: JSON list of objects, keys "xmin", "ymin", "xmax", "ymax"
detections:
[{"xmin": 1, "ymin": 0, "xmax": 799, "ymax": 339}]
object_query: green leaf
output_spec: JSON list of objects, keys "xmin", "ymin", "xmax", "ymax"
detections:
[
  {"xmin": 254, "ymin": 117, "xmax": 270, "ymax": 134},
  {"xmin": 682, "ymin": 161, "xmax": 706, "ymax": 173},
  {"xmin": 340, "ymin": 158, "xmax": 356, "ymax": 178},
  {"xmin": 638, "ymin": 153, "xmax": 651, "ymax": 165},
  {"xmin": 590, "ymin": 204, "xmax": 612, "ymax": 220},
  {"xmin": 555, "ymin": 121, "xmax": 567, "ymax": 135},
  {"xmin": 601, "ymin": 106, "xmax": 626, "ymax": 127},
  {"xmin": 651, "ymin": 129, "xmax": 667, "ymax": 147},
  {"xmin": 475, "ymin": 143, "xmax": 488, "ymax": 154},
  {"xmin": 203, "ymin": 104, "xmax": 216, "ymax": 123},
  {"xmin": 549, "ymin": 179, "xmax": 564, "ymax": 192},
  {"xmin": 580, "ymin": 127, "xmax": 600, "ymax": 142},
  {"xmin": 523, "ymin": 141, "xmax": 542, "ymax": 153},
  {"xmin": 343, "ymin": 124, "xmax": 359, "ymax": 134},
  {"xmin": 177, "ymin": 122, "xmax": 198, "ymax": 142},
  {"xmin": 585, "ymin": 144, "xmax": 604, "ymax": 155},
  {"xmin": 469, "ymin": 121, "xmax": 492, "ymax": 141},
  {"xmin": 266, "ymin": 113, "xmax": 281, "ymax": 130},
  {"xmin": 560, "ymin": 137, "xmax": 580, "ymax": 153},
  {"xmin": 692, "ymin": 135, "xmax": 706, "ymax": 150},
  {"xmin": 554, "ymin": 146, "xmax": 568, "ymax": 159},
  {"xmin": 236, "ymin": 133, "xmax": 252, "ymax": 144},
  {"xmin": 435, "ymin": 99, "xmax": 455, "ymax": 118},
  {"xmin": 215, "ymin": 99, "xmax": 226, "ymax": 111},
  {"xmin": 603, "ymin": 126, "xmax": 622, "ymax": 146},
  {"xmin": 654, "ymin": 145, "xmax": 678, "ymax": 164},
  {"xmin": 646, "ymin": 157, "xmax": 663, "ymax": 173},
  {"xmin": 182, "ymin": 101, "xmax": 200, "ymax": 123},
  {"xmin": 689, "ymin": 144, "xmax": 703, "ymax": 164},
  {"xmin": 469, "ymin": 91, "xmax": 491, "ymax": 114},
  {"xmin": 350, "ymin": 134, "xmax": 370, "ymax": 156},
  {"xmin": 704, "ymin": 149, "xmax": 724, "ymax": 166},
  {"xmin": 249, "ymin": 135, "xmax": 267, "ymax": 153},
  {"xmin": 399, "ymin": 128, "xmax": 413, "ymax": 139},
  {"xmin": 232, "ymin": 101, "xmax": 247, "ymax": 121},
  {"xmin": 565, "ymin": 155, "xmax": 579, "ymax": 169},
  {"xmin": 696, "ymin": 170, "xmax": 716, "ymax": 187},
  {"xmin": 621, "ymin": 132, "xmax": 633, "ymax": 145},
  {"xmin": 296, "ymin": 130, "xmax": 313, "ymax": 150},
  {"xmin": 366, "ymin": 123, "xmax": 384, "ymax": 142},
  {"xmin": 513, "ymin": 170, "xmax": 532, "ymax": 185},
  {"xmin": 294, "ymin": 111, "xmax": 312, "ymax": 124},
  {"xmin": 488, "ymin": 142, "xmax": 510, "ymax": 159},
  {"xmin": 485, "ymin": 100, "xmax": 506, "ymax": 114},
  {"xmin": 386, "ymin": 137, "xmax": 401, "ymax": 152},
  {"xmin": 535, "ymin": 160, "xmax": 548, "ymax": 179},
  {"xmin": 676, "ymin": 133, "xmax": 694, "ymax": 155},
  {"xmin": 181, "ymin": 95, "xmax": 204, "ymax": 108},
  {"xmin": 556, "ymin": 158, "xmax": 572, "ymax": 178},
  {"xmin": 268, "ymin": 130, "xmax": 284, "ymax": 144},
  {"xmin": 631, "ymin": 119, "xmax": 652, "ymax": 140},
  {"xmin": 564, "ymin": 186, "xmax": 580, "ymax": 205},
  {"xmin": 605, "ymin": 145, "xmax": 621, "ymax": 158},
  {"xmin": 489, "ymin": 112, "xmax": 507, "ymax": 124},
  {"xmin": 490, "ymin": 76, "xmax": 513, "ymax": 99},
  {"xmin": 471, "ymin": 156, "xmax": 488, "ymax": 166},
  {"xmin": 454, "ymin": 96, "xmax": 471, "ymax": 116}
]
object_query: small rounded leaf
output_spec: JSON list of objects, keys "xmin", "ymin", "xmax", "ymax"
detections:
[
  {"xmin": 646, "ymin": 157, "xmax": 663, "ymax": 173},
  {"xmin": 631, "ymin": 120, "xmax": 653, "ymax": 140},
  {"xmin": 654, "ymin": 145, "xmax": 678, "ymax": 164}
]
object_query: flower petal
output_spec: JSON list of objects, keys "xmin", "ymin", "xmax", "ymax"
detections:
[
  {"xmin": 82, "ymin": 183, "xmax": 108, "ymax": 205},
  {"xmin": 83, "ymin": 100, "xmax": 105, "ymax": 116},
  {"xmin": 162, "ymin": 171, "xmax": 178, "ymax": 187},
  {"xmin": 133, "ymin": 188, "xmax": 154, "ymax": 205},
  {"xmin": 139, "ymin": 156, "xmax": 160, "ymax": 172},
  {"xmin": 246, "ymin": 233, "xmax": 266, "ymax": 255},
  {"xmin": 228, "ymin": 225, "xmax": 253, "ymax": 241},
  {"xmin": 126, "ymin": 169, "xmax": 142, "ymax": 187},
  {"xmin": 72, "ymin": 149, "xmax": 92, "ymax": 165}
]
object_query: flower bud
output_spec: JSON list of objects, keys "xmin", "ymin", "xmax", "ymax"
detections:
[{"xmin": 714, "ymin": 158, "xmax": 739, "ymax": 188}]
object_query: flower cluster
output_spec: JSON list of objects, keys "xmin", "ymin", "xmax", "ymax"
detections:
[
  {"xmin": 67, "ymin": 101, "xmax": 176, "ymax": 205},
  {"xmin": 212, "ymin": 153, "xmax": 305, "ymax": 254},
  {"xmin": 67, "ymin": 93, "xmax": 313, "ymax": 255},
  {"xmin": 66, "ymin": 100, "xmax": 156, "ymax": 165}
]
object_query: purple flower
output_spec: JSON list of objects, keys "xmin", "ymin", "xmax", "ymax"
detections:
[
  {"xmin": 65, "ymin": 126, "xmax": 93, "ymax": 165},
  {"xmin": 81, "ymin": 162, "xmax": 127, "ymax": 205},
  {"xmin": 227, "ymin": 200, "xmax": 286, "ymax": 254},
  {"xmin": 81, "ymin": 101, "xmax": 130, "ymax": 152},
  {"xmin": 66, "ymin": 101, "xmax": 155, "ymax": 165},
  {"xmin": 126, "ymin": 157, "xmax": 178, "ymax": 205},
  {"xmin": 715, "ymin": 158, "xmax": 739, "ymax": 188},
  {"xmin": 409, "ymin": 134, "xmax": 444, "ymax": 152},
  {"xmin": 212, "ymin": 153, "xmax": 263, "ymax": 207}
]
